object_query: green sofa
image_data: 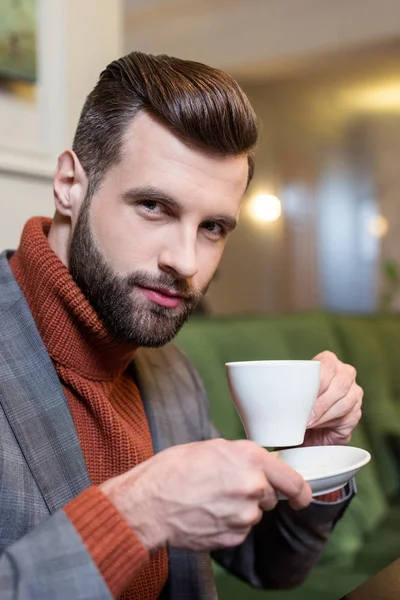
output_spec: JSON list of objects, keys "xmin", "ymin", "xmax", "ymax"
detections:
[{"xmin": 174, "ymin": 312, "xmax": 400, "ymax": 600}]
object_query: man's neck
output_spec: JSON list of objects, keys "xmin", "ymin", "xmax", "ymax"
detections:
[{"xmin": 47, "ymin": 212, "xmax": 72, "ymax": 269}]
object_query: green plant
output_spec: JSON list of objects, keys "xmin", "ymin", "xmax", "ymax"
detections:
[{"xmin": 380, "ymin": 258, "xmax": 400, "ymax": 312}]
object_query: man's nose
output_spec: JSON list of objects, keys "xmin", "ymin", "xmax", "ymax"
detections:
[{"xmin": 158, "ymin": 227, "xmax": 198, "ymax": 280}]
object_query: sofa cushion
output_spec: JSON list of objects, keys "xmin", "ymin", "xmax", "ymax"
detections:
[
  {"xmin": 371, "ymin": 316, "xmax": 400, "ymax": 409},
  {"xmin": 175, "ymin": 313, "xmax": 399, "ymax": 600},
  {"xmin": 215, "ymin": 562, "xmax": 369, "ymax": 600},
  {"xmin": 332, "ymin": 317, "xmax": 400, "ymax": 499},
  {"xmin": 354, "ymin": 506, "xmax": 400, "ymax": 576},
  {"xmin": 267, "ymin": 313, "xmax": 344, "ymax": 360}
]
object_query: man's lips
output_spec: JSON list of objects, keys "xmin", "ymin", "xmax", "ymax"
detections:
[{"xmin": 137, "ymin": 285, "xmax": 186, "ymax": 308}]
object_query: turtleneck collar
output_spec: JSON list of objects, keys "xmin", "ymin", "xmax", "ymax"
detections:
[{"xmin": 9, "ymin": 217, "xmax": 137, "ymax": 380}]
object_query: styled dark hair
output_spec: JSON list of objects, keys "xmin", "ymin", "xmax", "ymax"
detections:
[{"xmin": 73, "ymin": 51, "xmax": 259, "ymax": 197}]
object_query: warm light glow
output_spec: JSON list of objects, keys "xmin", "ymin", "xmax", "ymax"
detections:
[
  {"xmin": 247, "ymin": 194, "xmax": 282, "ymax": 223},
  {"xmin": 368, "ymin": 215, "xmax": 389, "ymax": 238},
  {"xmin": 339, "ymin": 82, "xmax": 400, "ymax": 113}
]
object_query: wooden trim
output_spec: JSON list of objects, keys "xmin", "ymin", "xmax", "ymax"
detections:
[{"xmin": 0, "ymin": 150, "xmax": 54, "ymax": 180}]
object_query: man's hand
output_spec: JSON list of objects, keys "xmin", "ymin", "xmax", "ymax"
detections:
[
  {"xmin": 303, "ymin": 351, "xmax": 363, "ymax": 447},
  {"xmin": 101, "ymin": 439, "xmax": 312, "ymax": 553}
]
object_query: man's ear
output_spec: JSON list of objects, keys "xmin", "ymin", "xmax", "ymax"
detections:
[{"xmin": 53, "ymin": 150, "xmax": 88, "ymax": 221}]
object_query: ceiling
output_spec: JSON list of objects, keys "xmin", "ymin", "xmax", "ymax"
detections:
[{"xmin": 123, "ymin": 0, "xmax": 400, "ymax": 80}]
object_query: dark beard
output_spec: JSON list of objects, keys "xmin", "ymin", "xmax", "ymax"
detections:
[{"xmin": 69, "ymin": 199, "xmax": 203, "ymax": 347}]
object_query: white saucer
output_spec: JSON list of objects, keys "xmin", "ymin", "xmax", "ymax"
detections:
[{"xmin": 272, "ymin": 445, "xmax": 371, "ymax": 497}]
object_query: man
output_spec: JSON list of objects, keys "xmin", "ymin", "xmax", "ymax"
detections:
[{"xmin": 0, "ymin": 52, "xmax": 362, "ymax": 600}]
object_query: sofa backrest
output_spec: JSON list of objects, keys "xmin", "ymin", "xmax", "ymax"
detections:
[
  {"xmin": 332, "ymin": 316, "xmax": 400, "ymax": 500},
  {"xmin": 175, "ymin": 313, "xmax": 341, "ymax": 437},
  {"xmin": 175, "ymin": 312, "xmax": 399, "ymax": 565}
]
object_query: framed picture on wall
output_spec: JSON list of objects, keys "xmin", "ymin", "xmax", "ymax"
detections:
[
  {"xmin": 0, "ymin": 0, "xmax": 64, "ymax": 179},
  {"xmin": 0, "ymin": 0, "xmax": 37, "ymax": 82}
]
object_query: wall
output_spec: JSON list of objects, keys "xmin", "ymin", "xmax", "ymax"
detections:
[
  {"xmin": 206, "ymin": 56, "xmax": 399, "ymax": 315},
  {"xmin": 0, "ymin": 78, "xmax": 54, "ymax": 249},
  {"xmin": 368, "ymin": 117, "xmax": 400, "ymax": 310},
  {"xmin": 206, "ymin": 80, "xmax": 325, "ymax": 315},
  {"xmin": 0, "ymin": 83, "xmax": 39, "ymax": 157},
  {"xmin": 0, "ymin": 0, "xmax": 122, "ymax": 251},
  {"xmin": 0, "ymin": 173, "xmax": 53, "ymax": 250},
  {"xmin": 205, "ymin": 88, "xmax": 290, "ymax": 315},
  {"xmin": 316, "ymin": 135, "xmax": 380, "ymax": 313},
  {"xmin": 2, "ymin": 1, "xmax": 399, "ymax": 314}
]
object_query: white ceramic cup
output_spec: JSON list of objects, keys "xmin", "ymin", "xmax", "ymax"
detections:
[{"xmin": 225, "ymin": 360, "xmax": 321, "ymax": 447}]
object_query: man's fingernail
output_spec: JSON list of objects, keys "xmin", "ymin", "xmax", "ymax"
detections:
[{"xmin": 307, "ymin": 410, "xmax": 316, "ymax": 426}]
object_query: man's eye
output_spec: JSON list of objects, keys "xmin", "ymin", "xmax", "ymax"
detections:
[
  {"xmin": 202, "ymin": 221, "xmax": 225, "ymax": 238},
  {"xmin": 140, "ymin": 200, "xmax": 162, "ymax": 213}
]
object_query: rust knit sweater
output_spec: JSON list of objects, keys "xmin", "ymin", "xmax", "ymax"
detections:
[{"xmin": 10, "ymin": 217, "xmax": 168, "ymax": 599}]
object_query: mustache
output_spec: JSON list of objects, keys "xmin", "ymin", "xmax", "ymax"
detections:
[{"xmin": 125, "ymin": 270, "xmax": 202, "ymax": 301}]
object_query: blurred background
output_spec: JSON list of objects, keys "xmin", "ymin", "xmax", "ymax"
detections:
[
  {"xmin": 3, "ymin": 3, "xmax": 400, "ymax": 600},
  {"xmin": 1, "ymin": 0, "xmax": 400, "ymax": 316}
]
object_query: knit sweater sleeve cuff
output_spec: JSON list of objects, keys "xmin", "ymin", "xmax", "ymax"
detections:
[
  {"xmin": 314, "ymin": 489, "xmax": 343, "ymax": 503},
  {"xmin": 64, "ymin": 485, "xmax": 149, "ymax": 598}
]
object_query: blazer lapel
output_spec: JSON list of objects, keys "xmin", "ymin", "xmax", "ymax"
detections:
[
  {"xmin": 131, "ymin": 348, "xmax": 180, "ymax": 454},
  {"xmin": 133, "ymin": 346, "xmax": 218, "ymax": 600},
  {"xmin": 0, "ymin": 252, "xmax": 90, "ymax": 514},
  {"xmin": 133, "ymin": 344, "xmax": 209, "ymax": 452}
]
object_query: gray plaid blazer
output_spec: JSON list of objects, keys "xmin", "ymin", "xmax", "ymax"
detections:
[{"xmin": 0, "ymin": 251, "xmax": 352, "ymax": 600}]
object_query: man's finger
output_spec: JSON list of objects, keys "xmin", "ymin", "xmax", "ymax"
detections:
[
  {"xmin": 313, "ymin": 351, "xmax": 337, "ymax": 396},
  {"xmin": 308, "ymin": 384, "xmax": 361, "ymax": 428},
  {"xmin": 308, "ymin": 365, "xmax": 357, "ymax": 425},
  {"xmin": 262, "ymin": 455, "xmax": 312, "ymax": 510},
  {"xmin": 308, "ymin": 396, "xmax": 363, "ymax": 434}
]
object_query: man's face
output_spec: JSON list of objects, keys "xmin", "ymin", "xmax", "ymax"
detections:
[{"xmin": 69, "ymin": 112, "xmax": 248, "ymax": 347}]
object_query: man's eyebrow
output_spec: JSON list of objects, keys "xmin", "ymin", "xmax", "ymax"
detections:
[
  {"xmin": 121, "ymin": 185, "xmax": 179, "ymax": 207},
  {"xmin": 122, "ymin": 184, "xmax": 238, "ymax": 231},
  {"xmin": 206, "ymin": 215, "xmax": 237, "ymax": 232}
]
